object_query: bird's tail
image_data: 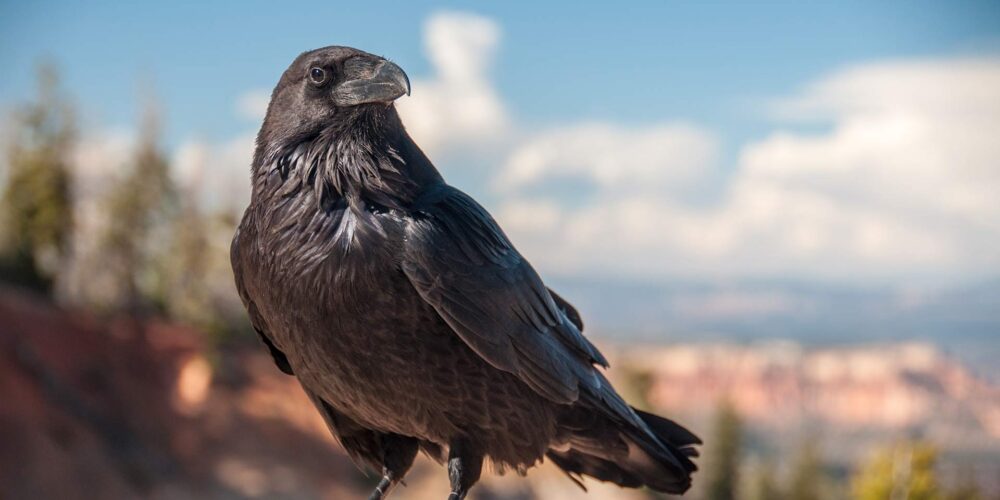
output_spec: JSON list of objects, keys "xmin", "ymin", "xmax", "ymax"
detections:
[{"xmin": 547, "ymin": 406, "xmax": 700, "ymax": 494}]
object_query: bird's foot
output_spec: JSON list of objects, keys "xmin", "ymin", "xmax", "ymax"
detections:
[
  {"xmin": 367, "ymin": 435, "xmax": 419, "ymax": 500},
  {"xmin": 367, "ymin": 475, "xmax": 392, "ymax": 500},
  {"xmin": 446, "ymin": 440, "xmax": 481, "ymax": 500}
]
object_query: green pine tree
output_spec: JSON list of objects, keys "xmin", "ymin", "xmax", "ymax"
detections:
[
  {"xmin": 162, "ymin": 161, "xmax": 216, "ymax": 331},
  {"xmin": 747, "ymin": 458, "xmax": 783, "ymax": 500},
  {"xmin": 100, "ymin": 95, "xmax": 176, "ymax": 315},
  {"xmin": 1, "ymin": 63, "xmax": 75, "ymax": 293},
  {"xmin": 702, "ymin": 400, "xmax": 743, "ymax": 500},
  {"xmin": 787, "ymin": 436, "xmax": 825, "ymax": 500}
]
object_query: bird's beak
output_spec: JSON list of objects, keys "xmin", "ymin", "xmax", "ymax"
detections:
[{"xmin": 332, "ymin": 60, "xmax": 411, "ymax": 107}]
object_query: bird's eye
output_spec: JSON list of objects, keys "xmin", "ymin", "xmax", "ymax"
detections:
[{"xmin": 309, "ymin": 67, "xmax": 327, "ymax": 84}]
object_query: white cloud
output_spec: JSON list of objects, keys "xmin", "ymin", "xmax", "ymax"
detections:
[
  {"xmin": 172, "ymin": 133, "xmax": 254, "ymax": 212},
  {"xmin": 395, "ymin": 11, "xmax": 509, "ymax": 158},
  {"xmin": 771, "ymin": 58, "xmax": 1000, "ymax": 122},
  {"xmin": 496, "ymin": 122, "xmax": 717, "ymax": 193},
  {"xmin": 496, "ymin": 57, "xmax": 1000, "ymax": 285}
]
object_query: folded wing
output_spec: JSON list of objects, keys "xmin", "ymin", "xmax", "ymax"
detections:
[{"xmin": 401, "ymin": 185, "xmax": 607, "ymax": 404}]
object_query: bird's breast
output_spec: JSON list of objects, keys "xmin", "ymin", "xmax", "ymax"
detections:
[{"xmin": 244, "ymin": 190, "xmax": 406, "ymax": 309}]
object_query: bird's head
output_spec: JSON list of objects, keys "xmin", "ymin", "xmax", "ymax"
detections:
[{"xmin": 256, "ymin": 46, "xmax": 411, "ymax": 158}]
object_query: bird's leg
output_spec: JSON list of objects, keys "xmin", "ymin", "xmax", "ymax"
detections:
[
  {"xmin": 446, "ymin": 440, "xmax": 483, "ymax": 500},
  {"xmin": 368, "ymin": 475, "xmax": 393, "ymax": 500},
  {"xmin": 368, "ymin": 435, "xmax": 418, "ymax": 500}
]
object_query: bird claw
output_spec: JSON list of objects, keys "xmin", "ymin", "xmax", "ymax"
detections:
[{"xmin": 367, "ymin": 476, "xmax": 391, "ymax": 500}]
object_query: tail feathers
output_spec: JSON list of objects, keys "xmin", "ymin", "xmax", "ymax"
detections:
[
  {"xmin": 547, "ymin": 438, "xmax": 693, "ymax": 494},
  {"xmin": 635, "ymin": 408, "xmax": 702, "ymax": 459},
  {"xmin": 549, "ymin": 406, "xmax": 700, "ymax": 494},
  {"xmin": 547, "ymin": 449, "xmax": 645, "ymax": 490}
]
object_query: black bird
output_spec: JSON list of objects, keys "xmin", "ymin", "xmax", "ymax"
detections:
[{"xmin": 232, "ymin": 46, "xmax": 700, "ymax": 499}]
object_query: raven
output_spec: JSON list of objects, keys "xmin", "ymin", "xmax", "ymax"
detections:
[{"xmin": 232, "ymin": 46, "xmax": 699, "ymax": 499}]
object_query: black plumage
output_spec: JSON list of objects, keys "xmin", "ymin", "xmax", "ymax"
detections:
[{"xmin": 231, "ymin": 46, "xmax": 700, "ymax": 499}]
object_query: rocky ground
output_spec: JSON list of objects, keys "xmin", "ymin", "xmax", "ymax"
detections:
[{"xmin": 2, "ymin": 286, "xmax": 998, "ymax": 499}]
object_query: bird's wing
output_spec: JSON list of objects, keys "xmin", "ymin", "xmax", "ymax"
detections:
[
  {"xmin": 548, "ymin": 288, "xmax": 584, "ymax": 332},
  {"xmin": 401, "ymin": 185, "xmax": 608, "ymax": 404},
  {"xmin": 231, "ymin": 227, "xmax": 294, "ymax": 375}
]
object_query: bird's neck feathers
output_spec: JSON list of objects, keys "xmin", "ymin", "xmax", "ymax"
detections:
[{"xmin": 252, "ymin": 105, "xmax": 438, "ymax": 211}]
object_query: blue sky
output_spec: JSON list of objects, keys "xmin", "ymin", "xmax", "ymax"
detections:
[
  {"xmin": 2, "ymin": 1, "xmax": 1000, "ymax": 291},
  {"xmin": 2, "ymin": 1, "xmax": 997, "ymax": 149}
]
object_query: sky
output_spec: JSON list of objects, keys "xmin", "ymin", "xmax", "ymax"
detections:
[{"xmin": 2, "ymin": 0, "xmax": 1000, "ymax": 294}]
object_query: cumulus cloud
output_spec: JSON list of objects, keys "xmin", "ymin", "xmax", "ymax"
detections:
[
  {"xmin": 173, "ymin": 133, "xmax": 255, "ymax": 212},
  {"xmin": 754, "ymin": 59, "xmax": 1000, "ymax": 225},
  {"xmin": 770, "ymin": 58, "xmax": 1000, "ymax": 122},
  {"xmin": 497, "ymin": 57, "xmax": 1000, "ymax": 285},
  {"xmin": 395, "ymin": 11, "xmax": 509, "ymax": 157},
  {"xmin": 496, "ymin": 122, "xmax": 717, "ymax": 193}
]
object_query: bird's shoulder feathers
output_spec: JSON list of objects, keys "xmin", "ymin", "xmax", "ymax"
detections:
[{"xmin": 400, "ymin": 185, "xmax": 607, "ymax": 404}]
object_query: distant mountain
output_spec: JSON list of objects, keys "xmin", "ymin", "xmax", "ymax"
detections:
[
  {"xmin": 545, "ymin": 276, "xmax": 1000, "ymax": 378},
  {"xmin": 618, "ymin": 341, "xmax": 1000, "ymax": 494}
]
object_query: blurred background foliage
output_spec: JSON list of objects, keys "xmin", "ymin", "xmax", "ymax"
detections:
[
  {"xmin": 1, "ymin": 64, "xmax": 251, "ymax": 342},
  {"xmin": 1, "ymin": 64, "xmax": 75, "ymax": 294}
]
